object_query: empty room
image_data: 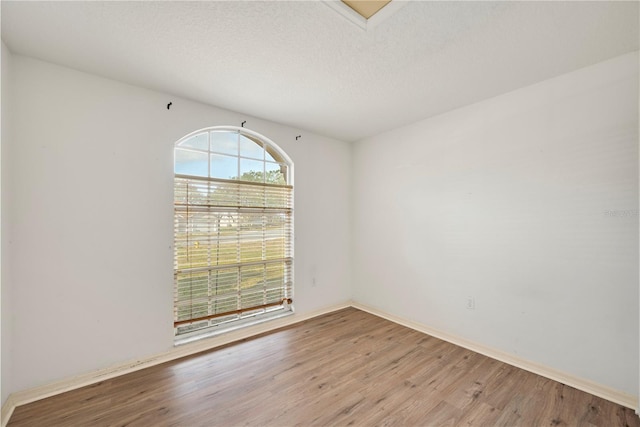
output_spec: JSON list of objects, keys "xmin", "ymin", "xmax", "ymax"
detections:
[{"xmin": 1, "ymin": 0, "xmax": 639, "ymax": 425}]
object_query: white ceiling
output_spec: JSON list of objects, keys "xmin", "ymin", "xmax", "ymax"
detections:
[{"xmin": 2, "ymin": 1, "xmax": 638, "ymax": 142}]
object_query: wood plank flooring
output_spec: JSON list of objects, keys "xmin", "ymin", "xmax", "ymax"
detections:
[{"xmin": 8, "ymin": 308, "xmax": 640, "ymax": 426}]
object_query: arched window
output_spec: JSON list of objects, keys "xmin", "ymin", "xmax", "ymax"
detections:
[{"xmin": 173, "ymin": 127, "xmax": 293, "ymax": 340}]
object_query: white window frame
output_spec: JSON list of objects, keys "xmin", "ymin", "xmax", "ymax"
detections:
[{"xmin": 173, "ymin": 126, "xmax": 294, "ymax": 344}]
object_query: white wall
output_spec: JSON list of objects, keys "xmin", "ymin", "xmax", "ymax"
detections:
[
  {"xmin": 0, "ymin": 42, "xmax": 9, "ymax": 405},
  {"xmin": 6, "ymin": 54, "xmax": 351, "ymax": 394},
  {"xmin": 1, "ymin": 41, "xmax": 13, "ymax": 405},
  {"xmin": 352, "ymin": 51, "xmax": 639, "ymax": 396}
]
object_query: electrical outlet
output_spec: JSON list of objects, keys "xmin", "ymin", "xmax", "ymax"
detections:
[{"xmin": 466, "ymin": 298, "xmax": 475, "ymax": 310}]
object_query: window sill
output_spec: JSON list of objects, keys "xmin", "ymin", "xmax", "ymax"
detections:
[{"xmin": 174, "ymin": 308, "xmax": 294, "ymax": 347}]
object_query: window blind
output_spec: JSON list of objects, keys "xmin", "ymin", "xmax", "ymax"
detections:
[{"xmin": 174, "ymin": 175, "xmax": 293, "ymax": 333}]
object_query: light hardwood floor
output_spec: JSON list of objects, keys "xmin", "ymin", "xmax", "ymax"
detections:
[{"xmin": 8, "ymin": 308, "xmax": 640, "ymax": 426}]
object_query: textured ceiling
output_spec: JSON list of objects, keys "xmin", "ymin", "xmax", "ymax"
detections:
[{"xmin": 2, "ymin": 1, "xmax": 638, "ymax": 142}]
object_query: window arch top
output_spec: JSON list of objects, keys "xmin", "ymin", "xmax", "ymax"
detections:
[{"xmin": 175, "ymin": 127, "xmax": 292, "ymax": 186}]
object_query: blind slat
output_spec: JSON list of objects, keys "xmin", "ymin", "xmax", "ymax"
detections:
[
  {"xmin": 174, "ymin": 299, "xmax": 293, "ymax": 327},
  {"xmin": 175, "ymin": 257, "xmax": 293, "ymax": 274},
  {"xmin": 175, "ymin": 174, "xmax": 293, "ymax": 189}
]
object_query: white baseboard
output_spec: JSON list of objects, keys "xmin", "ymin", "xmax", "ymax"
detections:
[
  {"xmin": 0, "ymin": 301, "xmax": 351, "ymax": 427},
  {"xmin": 0, "ymin": 395, "xmax": 16, "ymax": 427},
  {"xmin": 351, "ymin": 301, "xmax": 639, "ymax": 412},
  {"xmin": 3, "ymin": 300, "xmax": 637, "ymax": 427}
]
